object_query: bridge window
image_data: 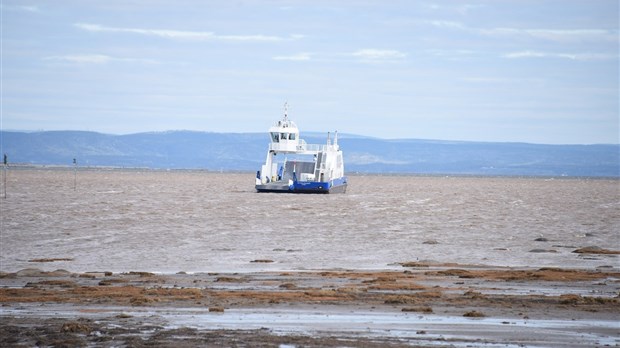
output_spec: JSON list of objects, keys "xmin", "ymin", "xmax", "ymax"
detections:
[
  {"xmin": 281, "ymin": 133, "xmax": 288, "ymax": 141},
  {"xmin": 289, "ymin": 133, "xmax": 296, "ymax": 140},
  {"xmin": 271, "ymin": 132, "xmax": 279, "ymax": 143}
]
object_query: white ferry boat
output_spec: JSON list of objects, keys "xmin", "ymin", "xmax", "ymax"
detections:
[{"xmin": 255, "ymin": 104, "xmax": 347, "ymax": 193}]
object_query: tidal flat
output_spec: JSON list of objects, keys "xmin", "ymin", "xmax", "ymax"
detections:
[{"xmin": 1, "ymin": 169, "xmax": 618, "ymax": 346}]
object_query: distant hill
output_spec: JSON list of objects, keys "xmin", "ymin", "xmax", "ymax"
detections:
[{"xmin": 1, "ymin": 130, "xmax": 618, "ymax": 177}]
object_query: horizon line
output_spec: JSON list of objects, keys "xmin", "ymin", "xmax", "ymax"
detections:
[{"xmin": 1, "ymin": 128, "xmax": 618, "ymax": 146}]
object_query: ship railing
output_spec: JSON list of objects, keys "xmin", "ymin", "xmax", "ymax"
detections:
[
  {"xmin": 268, "ymin": 140, "xmax": 336, "ymax": 153},
  {"xmin": 301, "ymin": 144, "xmax": 328, "ymax": 152},
  {"xmin": 300, "ymin": 140, "xmax": 339, "ymax": 152}
]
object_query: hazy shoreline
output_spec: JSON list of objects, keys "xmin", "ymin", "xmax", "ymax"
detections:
[
  {"xmin": 4, "ymin": 130, "xmax": 619, "ymax": 177},
  {"xmin": 2, "ymin": 164, "xmax": 619, "ymax": 179}
]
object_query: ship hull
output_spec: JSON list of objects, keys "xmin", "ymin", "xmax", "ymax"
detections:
[{"xmin": 256, "ymin": 177, "xmax": 347, "ymax": 194}]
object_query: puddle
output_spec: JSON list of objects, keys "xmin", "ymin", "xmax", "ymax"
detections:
[{"xmin": 3, "ymin": 305, "xmax": 617, "ymax": 347}]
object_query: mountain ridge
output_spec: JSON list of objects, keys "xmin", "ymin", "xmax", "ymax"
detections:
[{"xmin": 1, "ymin": 130, "xmax": 618, "ymax": 177}]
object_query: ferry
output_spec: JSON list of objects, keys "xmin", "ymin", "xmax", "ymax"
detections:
[{"xmin": 255, "ymin": 104, "xmax": 347, "ymax": 193}]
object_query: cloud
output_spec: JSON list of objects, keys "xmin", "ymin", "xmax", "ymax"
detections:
[
  {"xmin": 426, "ymin": 49, "xmax": 477, "ymax": 59},
  {"xmin": 426, "ymin": 20, "xmax": 617, "ymax": 43},
  {"xmin": 503, "ymin": 50, "xmax": 618, "ymax": 61},
  {"xmin": 428, "ymin": 20, "xmax": 467, "ymax": 29},
  {"xmin": 273, "ymin": 53, "xmax": 312, "ymax": 61},
  {"xmin": 424, "ymin": 3, "xmax": 484, "ymax": 15},
  {"xmin": 462, "ymin": 77, "xmax": 544, "ymax": 84},
  {"xmin": 1, "ymin": 4, "xmax": 40, "ymax": 12},
  {"xmin": 273, "ymin": 50, "xmax": 409, "ymax": 62},
  {"xmin": 75, "ymin": 23, "xmax": 301, "ymax": 42},
  {"xmin": 44, "ymin": 54, "xmax": 158, "ymax": 64},
  {"xmin": 352, "ymin": 49, "xmax": 407, "ymax": 61},
  {"xmin": 482, "ymin": 28, "xmax": 618, "ymax": 43}
]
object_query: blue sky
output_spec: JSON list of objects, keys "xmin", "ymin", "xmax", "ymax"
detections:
[{"xmin": 1, "ymin": 1, "xmax": 618, "ymax": 144}]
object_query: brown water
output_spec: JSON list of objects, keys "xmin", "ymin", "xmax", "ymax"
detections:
[{"xmin": 1, "ymin": 169, "xmax": 618, "ymax": 273}]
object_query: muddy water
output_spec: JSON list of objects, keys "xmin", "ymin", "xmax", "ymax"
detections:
[{"xmin": 1, "ymin": 169, "xmax": 618, "ymax": 273}]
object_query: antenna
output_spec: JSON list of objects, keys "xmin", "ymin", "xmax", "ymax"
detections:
[{"xmin": 283, "ymin": 102, "xmax": 289, "ymax": 122}]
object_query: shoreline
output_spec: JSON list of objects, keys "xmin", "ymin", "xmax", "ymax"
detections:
[
  {"xmin": 3, "ymin": 164, "xmax": 619, "ymax": 179},
  {"xmin": 2, "ymin": 262, "xmax": 618, "ymax": 347}
]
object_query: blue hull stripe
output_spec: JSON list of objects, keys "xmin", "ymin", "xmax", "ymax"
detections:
[
  {"xmin": 291, "ymin": 176, "xmax": 348, "ymax": 193},
  {"xmin": 256, "ymin": 176, "xmax": 347, "ymax": 194}
]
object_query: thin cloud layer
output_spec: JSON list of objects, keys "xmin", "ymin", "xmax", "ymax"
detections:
[
  {"xmin": 352, "ymin": 49, "xmax": 407, "ymax": 61},
  {"xmin": 75, "ymin": 23, "xmax": 301, "ymax": 42},
  {"xmin": 427, "ymin": 20, "xmax": 617, "ymax": 43},
  {"xmin": 1, "ymin": 4, "xmax": 40, "ymax": 12},
  {"xmin": 482, "ymin": 28, "xmax": 618, "ymax": 43},
  {"xmin": 2, "ymin": 1, "xmax": 617, "ymax": 144},
  {"xmin": 273, "ymin": 53, "xmax": 312, "ymax": 61},
  {"xmin": 504, "ymin": 51, "xmax": 618, "ymax": 61},
  {"xmin": 44, "ymin": 54, "xmax": 158, "ymax": 64}
]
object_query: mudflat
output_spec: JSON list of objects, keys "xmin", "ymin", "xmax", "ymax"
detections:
[
  {"xmin": 1, "ymin": 263, "xmax": 619, "ymax": 347},
  {"xmin": 1, "ymin": 169, "xmax": 618, "ymax": 346}
]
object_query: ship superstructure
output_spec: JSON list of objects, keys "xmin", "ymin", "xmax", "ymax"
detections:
[{"xmin": 255, "ymin": 103, "xmax": 347, "ymax": 193}]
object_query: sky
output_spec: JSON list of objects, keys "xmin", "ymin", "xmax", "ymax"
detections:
[{"xmin": 1, "ymin": 1, "xmax": 618, "ymax": 144}]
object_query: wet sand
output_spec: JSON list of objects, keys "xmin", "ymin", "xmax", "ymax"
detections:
[{"xmin": 1, "ymin": 263, "xmax": 619, "ymax": 347}]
